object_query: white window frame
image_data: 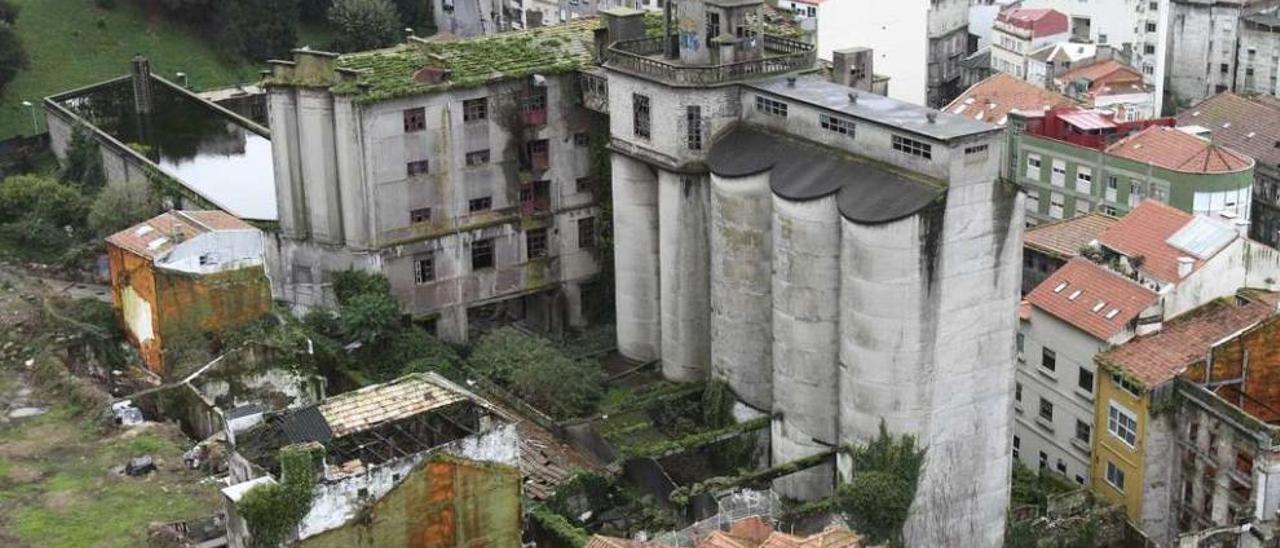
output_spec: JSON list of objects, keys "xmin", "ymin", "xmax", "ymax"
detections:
[
  {"xmin": 1076, "ymin": 166, "xmax": 1093, "ymax": 194},
  {"xmin": 1051, "ymin": 160, "xmax": 1067, "ymax": 187},
  {"xmin": 1105, "ymin": 461, "xmax": 1126, "ymax": 491},
  {"xmin": 1026, "ymin": 154, "xmax": 1042, "ymax": 180},
  {"xmin": 1108, "ymin": 401, "xmax": 1138, "ymax": 447}
]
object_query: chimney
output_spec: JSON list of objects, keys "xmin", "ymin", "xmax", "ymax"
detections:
[
  {"xmin": 1177, "ymin": 256, "xmax": 1194, "ymax": 279},
  {"xmin": 832, "ymin": 47, "xmax": 874, "ymax": 91},
  {"xmin": 927, "ymin": 111, "xmax": 937, "ymax": 124},
  {"xmin": 131, "ymin": 55, "xmax": 154, "ymax": 114}
]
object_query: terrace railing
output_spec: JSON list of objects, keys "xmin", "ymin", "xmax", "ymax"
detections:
[{"xmin": 606, "ymin": 34, "xmax": 815, "ymax": 86}]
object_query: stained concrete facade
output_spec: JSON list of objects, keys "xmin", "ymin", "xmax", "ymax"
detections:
[
  {"xmin": 263, "ymin": 49, "xmax": 602, "ymax": 343},
  {"xmin": 601, "ymin": 4, "xmax": 1021, "ymax": 544},
  {"xmin": 1166, "ymin": 0, "xmax": 1267, "ymax": 107}
]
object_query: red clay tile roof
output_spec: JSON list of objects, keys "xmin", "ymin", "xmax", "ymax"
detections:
[
  {"xmin": 1096, "ymin": 200, "xmax": 1201, "ymax": 283},
  {"xmin": 1175, "ymin": 92, "xmax": 1280, "ymax": 167},
  {"xmin": 1058, "ymin": 60, "xmax": 1141, "ymax": 88},
  {"xmin": 105, "ymin": 210, "xmax": 253, "ymax": 261},
  {"xmin": 1024, "ymin": 212, "xmax": 1121, "ymax": 259},
  {"xmin": 1105, "ymin": 125, "xmax": 1253, "ymax": 174},
  {"xmin": 1099, "ymin": 293, "xmax": 1279, "ymax": 386},
  {"xmin": 997, "ymin": 8, "xmax": 1069, "ymax": 35},
  {"xmin": 944, "ymin": 73, "xmax": 1074, "ymax": 125},
  {"xmin": 1026, "ymin": 258, "xmax": 1158, "ymax": 340},
  {"xmin": 586, "ymin": 522, "xmax": 861, "ymax": 548}
]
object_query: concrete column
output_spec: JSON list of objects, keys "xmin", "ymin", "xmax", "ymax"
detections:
[
  {"xmin": 563, "ymin": 281, "xmax": 586, "ymax": 329},
  {"xmin": 437, "ymin": 305, "xmax": 468, "ymax": 345},
  {"xmin": 334, "ymin": 97, "xmax": 369, "ymax": 250},
  {"xmin": 612, "ymin": 153, "xmax": 662, "ymax": 362},
  {"xmin": 267, "ymin": 89, "xmax": 308, "ymax": 239},
  {"xmin": 297, "ymin": 89, "xmax": 344, "ymax": 245},
  {"xmin": 770, "ymin": 194, "xmax": 840, "ymax": 501},
  {"xmin": 658, "ymin": 171, "xmax": 711, "ymax": 383},
  {"xmin": 837, "ymin": 214, "xmax": 932, "ymax": 481},
  {"xmin": 710, "ymin": 171, "xmax": 773, "ymax": 411}
]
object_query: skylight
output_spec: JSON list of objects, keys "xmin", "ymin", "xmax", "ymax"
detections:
[
  {"xmin": 1092, "ymin": 301, "xmax": 1107, "ymax": 312},
  {"xmin": 135, "ymin": 226, "xmax": 154, "ymax": 237},
  {"xmin": 1053, "ymin": 282, "xmax": 1069, "ymax": 293},
  {"xmin": 1105, "ymin": 308, "xmax": 1120, "ymax": 320},
  {"xmin": 1068, "ymin": 289, "xmax": 1083, "ymax": 301},
  {"xmin": 147, "ymin": 237, "xmax": 169, "ymax": 250}
]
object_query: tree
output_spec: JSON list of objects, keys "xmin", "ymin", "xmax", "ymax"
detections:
[
  {"xmin": 0, "ymin": 21, "xmax": 25, "ymax": 94},
  {"xmin": 218, "ymin": 0, "xmax": 300, "ymax": 61},
  {"xmin": 0, "ymin": 175, "xmax": 88, "ymax": 229},
  {"xmin": 467, "ymin": 327, "xmax": 604, "ymax": 418},
  {"xmin": 59, "ymin": 125, "xmax": 106, "ymax": 190},
  {"xmin": 88, "ymin": 179, "xmax": 163, "ymax": 237},
  {"xmin": 332, "ymin": 269, "xmax": 392, "ymax": 306},
  {"xmin": 338, "ymin": 292, "xmax": 402, "ymax": 346},
  {"xmin": 834, "ymin": 422, "xmax": 927, "ymax": 547},
  {"xmin": 328, "ymin": 0, "xmax": 400, "ymax": 52},
  {"xmin": 0, "ymin": 0, "xmax": 18, "ymax": 24}
]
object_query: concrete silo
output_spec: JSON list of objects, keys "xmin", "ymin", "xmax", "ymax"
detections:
[
  {"xmin": 611, "ymin": 153, "xmax": 662, "ymax": 362},
  {"xmin": 658, "ymin": 171, "xmax": 712, "ymax": 382}
]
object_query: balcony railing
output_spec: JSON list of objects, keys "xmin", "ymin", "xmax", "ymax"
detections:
[{"xmin": 606, "ymin": 34, "xmax": 815, "ymax": 86}]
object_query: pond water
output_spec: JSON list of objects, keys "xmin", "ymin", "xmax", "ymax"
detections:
[{"xmin": 58, "ymin": 78, "xmax": 278, "ymax": 221}]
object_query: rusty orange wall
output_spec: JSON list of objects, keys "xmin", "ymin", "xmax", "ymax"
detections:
[
  {"xmin": 154, "ymin": 265, "xmax": 271, "ymax": 373},
  {"xmin": 1234, "ymin": 318, "xmax": 1280, "ymax": 423},
  {"xmin": 107, "ymin": 243, "xmax": 163, "ymax": 374},
  {"xmin": 301, "ymin": 457, "xmax": 522, "ymax": 548}
]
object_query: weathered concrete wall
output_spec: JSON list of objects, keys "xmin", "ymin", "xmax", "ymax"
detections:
[
  {"xmin": 710, "ymin": 171, "xmax": 773, "ymax": 411},
  {"xmin": 301, "ymin": 455, "xmax": 521, "ymax": 548},
  {"xmin": 154, "ymin": 265, "xmax": 272, "ymax": 374},
  {"xmin": 658, "ymin": 171, "xmax": 711, "ymax": 382},
  {"xmin": 108, "ymin": 244, "xmax": 163, "ymax": 372},
  {"xmin": 837, "ymin": 213, "xmax": 933, "ymax": 473},
  {"xmin": 612, "ymin": 153, "xmax": 662, "ymax": 362},
  {"xmin": 770, "ymin": 194, "xmax": 840, "ymax": 500},
  {"xmin": 904, "ymin": 178, "xmax": 1022, "ymax": 548},
  {"xmin": 269, "ymin": 89, "xmax": 308, "ymax": 239}
]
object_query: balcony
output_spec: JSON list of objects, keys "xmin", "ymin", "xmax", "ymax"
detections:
[{"xmin": 605, "ymin": 34, "xmax": 816, "ymax": 86}]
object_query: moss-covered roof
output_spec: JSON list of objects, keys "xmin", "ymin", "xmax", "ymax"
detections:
[{"xmin": 332, "ymin": 18, "xmax": 603, "ymax": 102}]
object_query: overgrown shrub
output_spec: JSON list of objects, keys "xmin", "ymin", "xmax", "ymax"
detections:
[
  {"xmin": 239, "ymin": 445, "xmax": 318, "ymax": 548},
  {"xmin": 328, "ymin": 0, "xmax": 400, "ymax": 52},
  {"xmin": 332, "ymin": 269, "xmax": 392, "ymax": 306},
  {"xmin": 0, "ymin": 174, "xmax": 89, "ymax": 238},
  {"xmin": 88, "ymin": 178, "xmax": 163, "ymax": 237},
  {"xmin": 467, "ymin": 327, "xmax": 604, "ymax": 419},
  {"xmin": 835, "ymin": 422, "xmax": 926, "ymax": 547},
  {"xmin": 0, "ymin": 0, "xmax": 18, "ymax": 24},
  {"xmin": 59, "ymin": 125, "xmax": 106, "ymax": 190}
]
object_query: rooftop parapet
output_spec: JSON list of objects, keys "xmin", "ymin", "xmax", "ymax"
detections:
[{"xmin": 605, "ymin": 33, "xmax": 814, "ymax": 86}]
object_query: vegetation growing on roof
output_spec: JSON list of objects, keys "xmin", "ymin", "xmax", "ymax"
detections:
[
  {"xmin": 238, "ymin": 444, "xmax": 322, "ymax": 548},
  {"xmin": 466, "ymin": 327, "xmax": 604, "ymax": 419},
  {"xmin": 329, "ymin": 18, "xmax": 600, "ymax": 101}
]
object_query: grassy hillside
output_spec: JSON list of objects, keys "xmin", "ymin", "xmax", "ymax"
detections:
[{"xmin": 0, "ymin": 0, "xmax": 260, "ymax": 141}]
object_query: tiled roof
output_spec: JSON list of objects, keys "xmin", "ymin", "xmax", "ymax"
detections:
[
  {"xmin": 1058, "ymin": 59, "xmax": 1139, "ymax": 87},
  {"xmin": 1058, "ymin": 109, "xmax": 1117, "ymax": 131},
  {"xmin": 1096, "ymin": 200, "xmax": 1202, "ymax": 283},
  {"xmin": 1100, "ymin": 293, "xmax": 1279, "ymax": 386},
  {"xmin": 944, "ymin": 72, "xmax": 1073, "ymax": 125},
  {"xmin": 997, "ymin": 8, "xmax": 1069, "ymax": 35},
  {"xmin": 317, "ymin": 373, "xmax": 468, "ymax": 438},
  {"xmin": 1175, "ymin": 92, "xmax": 1280, "ymax": 167},
  {"xmin": 1025, "ymin": 258, "xmax": 1158, "ymax": 340},
  {"xmin": 105, "ymin": 210, "xmax": 254, "ymax": 260},
  {"xmin": 586, "ymin": 521, "xmax": 861, "ymax": 548},
  {"xmin": 1028, "ymin": 42, "xmax": 1096, "ymax": 64},
  {"xmin": 1105, "ymin": 125, "xmax": 1253, "ymax": 174},
  {"xmin": 1024, "ymin": 212, "xmax": 1120, "ymax": 259}
]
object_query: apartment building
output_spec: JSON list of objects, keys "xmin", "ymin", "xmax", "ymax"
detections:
[
  {"xmin": 1165, "ymin": 0, "xmax": 1280, "ymax": 108},
  {"xmin": 1176, "ymin": 93, "xmax": 1280, "ymax": 247},
  {"xmin": 991, "ymin": 8, "xmax": 1070, "ymax": 80},
  {"xmin": 1055, "ymin": 59, "xmax": 1157, "ymax": 120},
  {"xmin": 1026, "ymin": 42, "xmax": 1099, "ymax": 87},
  {"xmin": 1019, "ymin": 0, "xmax": 1168, "ymax": 114},
  {"xmin": 1007, "ymin": 107, "xmax": 1254, "ymax": 226},
  {"xmin": 1017, "ymin": 201, "xmax": 1280, "ymax": 491},
  {"xmin": 1021, "ymin": 211, "xmax": 1120, "ymax": 293},
  {"xmin": 1093, "ymin": 290, "xmax": 1280, "ymax": 546},
  {"xmin": 816, "ymin": 0, "xmax": 970, "ymax": 106}
]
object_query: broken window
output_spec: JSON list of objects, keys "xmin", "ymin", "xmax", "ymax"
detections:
[
  {"xmin": 755, "ymin": 96, "xmax": 788, "ymax": 117},
  {"xmin": 469, "ymin": 197, "xmax": 492, "ymax": 213},
  {"xmin": 471, "ymin": 238, "xmax": 494, "ymax": 270},
  {"xmin": 407, "ymin": 159, "xmax": 430, "ymax": 176},
  {"xmin": 463, "ymin": 97, "xmax": 488, "ymax": 122},
  {"xmin": 687, "ymin": 105, "xmax": 703, "ymax": 150},
  {"xmin": 575, "ymin": 176, "xmax": 594, "ymax": 193},
  {"xmin": 578, "ymin": 217, "xmax": 595, "ymax": 249},
  {"xmin": 633, "ymin": 93, "xmax": 651, "ymax": 139},
  {"xmin": 465, "ymin": 150, "xmax": 490, "ymax": 166},
  {"xmin": 414, "ymin": 252, "xmax": 435, "ymax": 284},
  {"xmin": 403, "ymin": 107, "xmax": 426, "ymax": 132},
  {"xmin": 527, "ymin": 228, "xmax": 548, "ymax": 259},
  {"xmin": 410, "ymin": 207, "xmax": 432, "ymax": 224}
]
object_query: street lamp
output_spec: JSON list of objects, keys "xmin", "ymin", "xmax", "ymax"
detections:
[{"xmin": 20, "ymin": 100, "xmax": 37, "ymax": 134}]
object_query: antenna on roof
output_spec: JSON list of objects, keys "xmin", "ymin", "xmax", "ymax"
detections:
[{"xmin": 848, "ymin": 92, "xmax": 858, "ymax": 104}]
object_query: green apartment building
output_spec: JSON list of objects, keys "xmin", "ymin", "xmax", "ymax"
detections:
[{"xmin": 1007, "ymin": 108, "xmax": 1254, "ymax": 226}]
